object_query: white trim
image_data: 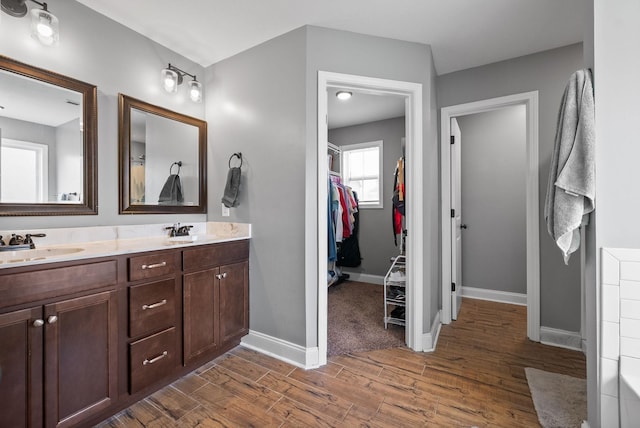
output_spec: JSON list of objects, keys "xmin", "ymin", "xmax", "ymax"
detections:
[
  {"xmin": 540, "ymin": 326, "xmax": 583, "ymax": 351},
  {"xmin": 440, "ymin": 91, "xmax": 540, "ymax": 342},
  {"xmin": 340, "ymin": 271, "xmax": 384, "ymax": 285},
  {"xmin": 318, "ymin": 71, "xmax": 423, "ymax": 366},
  {"xmin": 241, "ymin": 330, "xmax": 320, "ymax": 370},
  {"xmin": 461, "ymin": 286, "xmax": 527, "ymax": 306},
  {"xmin": 422, "ymin": 310, "xmax": 442, "ymax": 352}
]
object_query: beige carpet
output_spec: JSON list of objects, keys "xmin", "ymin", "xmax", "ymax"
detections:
[
  {"xmin": 328, "ymin": 281, "xmax": 405, "ymax": 356},
  {"xmin": 525, "ymin": 367, "xmax": 587, "ymax": 428}
]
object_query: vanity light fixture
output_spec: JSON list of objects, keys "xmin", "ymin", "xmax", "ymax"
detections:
[
  {"xmin": 161, "ymin": 63, "xmax": 203, "ymax": 103},
  {"xmin": 1, "ymin": 0, "xmax": 59, "ymax": 47},
  {"xmin": 336, "ymin": 91, "xmax": 353, "ymax": 101}
]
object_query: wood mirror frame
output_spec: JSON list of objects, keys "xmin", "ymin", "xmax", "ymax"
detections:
[
  {"xmin": 0, "ymin": 55, "xmax": 97, "ymax": 216},
  {"xmin": 118, "ymin": 94, "xmax": 207, "ymax": 214}
]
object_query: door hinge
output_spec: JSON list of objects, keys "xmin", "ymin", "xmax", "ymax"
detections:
[
  {"xmin": 451, "ymin": 282, "xmax": 456, "ymax": 292},
  {"xmin": 450, "ymin": 135, "xmax": 455, "ymax": 144},
  {"xmin": 451, "ymin": 209, "xmax": 455, "ymax": 218}
]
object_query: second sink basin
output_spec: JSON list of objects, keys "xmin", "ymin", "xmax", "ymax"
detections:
[{"xmin": 0, "ymin": 247, "xmax": 84, "ymax": 264}]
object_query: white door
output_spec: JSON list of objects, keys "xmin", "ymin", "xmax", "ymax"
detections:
[{"xmin": 450, "ymin": 118, "xmax": 463, "ymax": 320}]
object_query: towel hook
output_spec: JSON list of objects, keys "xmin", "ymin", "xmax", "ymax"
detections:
[
  {"xmin": 228, "ymin": 152, "xmax": 242, "ymax": 169},
  {"xmin": 170, "ymin": 161, "xmax": 182, "ymax": 175}
]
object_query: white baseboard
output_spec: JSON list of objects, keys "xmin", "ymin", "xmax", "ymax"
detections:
[
  {"xmin": 422, "ymin": 310, "xmax": 441, "ymax": 352},
  {"xmin": 341, "ymin": 271, "xmax": 384, "ymax": 285},
  {"xmin": 241, "ymin": 330, "xmax": 319, "ymax": 369},
  {"xmin": 461, "ymin": 286, "xmax": 527, "ymax": 306},
  {"xmin": 540, "ymin": 327, "xmax": 583, "ymax": 351}
]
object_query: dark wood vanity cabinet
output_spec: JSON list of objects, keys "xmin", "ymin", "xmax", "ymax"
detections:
[
  {"xmin": 0, "ymin": 262, "xmax": 118, "ymax": 428},
  {"xmin": 0, "ymin": 239, "xmax": 249, "ymax": 427},
  {"xmin": 183, "ymin": 240, "xmax": 250, "ymax": 364}
]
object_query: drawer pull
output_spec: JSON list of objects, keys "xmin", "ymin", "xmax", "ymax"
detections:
[
  {"xmin": 142, "ymin": 299, "xmax": 167, "ymax": 310},
  {"xmin": 143, "ymin": 350, "xmax": 168, "ymax": 366},
  {"xmin": 141, "ymin": 261, "xmax": 167, "ymax": 270},
  {"xmin": 33, "ymin": 319, "xmax": 44, "ymax": 327}
]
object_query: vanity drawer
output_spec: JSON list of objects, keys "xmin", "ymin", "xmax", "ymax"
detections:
[
  {"xmin": 0, "ymin": 260, "xmax": 117, "ymax": 309},
  {"xmin": 183, "ymin": 240, "xmax": 249, "ymax": 271},
  {"xmin": 128, "ymin": 252, "xmax": 177, "ymax": 282},
  {"xmin": 129, "ymin": 278, "xmax": 176, "ymax": 338},
  {"xmin": 129, "ymin": 327, "xmax": 176, "ymax": 394}
]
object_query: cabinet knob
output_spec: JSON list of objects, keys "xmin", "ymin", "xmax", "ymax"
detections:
[
  {"xmin": 222, "ymin": 272, "xmax": 228, "ymax": 278},
  {"xmin": 47, "ymin": 315, "xmax": 58, "ymax": 324},
  {"xmin": 216, "ymin": 274, "xmax": 222, "ymax": 280},
  {"xmin": 33, "ymin": 319, "xmax": 44, "ymax": 327}
]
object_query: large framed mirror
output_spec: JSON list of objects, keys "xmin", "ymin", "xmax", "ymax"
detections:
[
  {"xmin": 0, "ymin": 56, "xmax": 97, "ymax": 216},
  {"xmin": 118, "ymin": 94, "xmax": 207, "ymax": 214}
]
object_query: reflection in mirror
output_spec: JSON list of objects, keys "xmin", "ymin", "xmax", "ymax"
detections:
[
  {"xmin": 0, "ymin": 55, "xmax": 97, "ymax": 216},
  {"xmin": 119, "ymin": 94, "xmax": 206, "ymax": 214}
]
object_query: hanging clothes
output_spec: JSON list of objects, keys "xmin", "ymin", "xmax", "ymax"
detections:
[
  {"xmin": 392, "ymin": 157, "xmax": 405, "ymax": 246},
  {"xmin": 337, "ymin": 190, "xmax": 362, "ymax": 268}
]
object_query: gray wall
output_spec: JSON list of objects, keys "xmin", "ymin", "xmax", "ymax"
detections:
[
  {"xmin": 305, "ymin": 26, "xmax": 438, "ymax": 341},
  {"xmin": 328, "ymin": 116, "xmax": 405, "ymax": 277},
  {"xmin": 206, "ymin": 26, "xmax": 437, "ymax": 348},
  {"xmin": 0, "ymin": 0, "xmax": 205, "ymax": 230},
  {"xmin": 437, "ymin": 43, "xmax": 583, "ymax": 332},
  {"xmin": 457, "ymin": 106, "xmax": 527, "ymax": 293},
  {"xmin": 205, "ymin": 28, "xmax": 308, "ymax": 346}
]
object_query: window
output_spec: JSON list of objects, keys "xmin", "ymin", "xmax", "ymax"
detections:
[
  {"xmin": 341, "ymin": 140, "xmax": 383, "ymax": 208},
  {"xmin": 1, "ymin": 139, "xmax": 48, "ymax": 203}
]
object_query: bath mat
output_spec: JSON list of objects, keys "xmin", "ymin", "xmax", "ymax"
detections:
[{"xmin": 525, "ymin": 367, "xmax": 587, "ymax": 428}]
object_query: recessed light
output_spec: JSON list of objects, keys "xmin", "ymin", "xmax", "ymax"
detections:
[{"xmin": 336, "ymin": 91, "xmax": 352, "ymax": 101}]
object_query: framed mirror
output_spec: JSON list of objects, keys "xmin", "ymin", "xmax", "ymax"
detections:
[
  {"xmin": 0, "ymin": 55, "xmax": 97, "ymax": 216},
  {"xmin": 118, "ymin": 94, "xmax": 207, "ymax": 214}
]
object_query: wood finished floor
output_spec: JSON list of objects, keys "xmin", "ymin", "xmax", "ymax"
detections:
[{"xmin": 95, "ymin": 299, "xmax": 586, "ymax": 427}]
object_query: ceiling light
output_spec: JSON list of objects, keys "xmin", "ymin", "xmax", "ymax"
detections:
[
  {"xmin": 1, "ymin": 0, "xmax": 59, "ymax": 47},
  {"xmin": 336, "ymin": 91, "xmax": 352, "ymax": 101},
  {"xmin": 161, "ymin": 63, "xmax": 202, "ymax": 103}
]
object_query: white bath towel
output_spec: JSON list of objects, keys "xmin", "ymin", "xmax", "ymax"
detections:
[{"xmin": 544, "ymin": 69, "xmax": 595, "ymax": 264}]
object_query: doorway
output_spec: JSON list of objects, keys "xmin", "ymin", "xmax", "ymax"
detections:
[
  {"xmin": 316, "ymin": 71, "xmax": 424, "ymax": 366},
  {"xmin": 440, "ymin": 91, "xmax": 541, "ymax": 341}
]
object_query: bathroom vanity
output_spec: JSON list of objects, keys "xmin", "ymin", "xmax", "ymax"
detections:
[{"xmin": 0, "ymin": 230, "xmax": 249, "ymax": 428}]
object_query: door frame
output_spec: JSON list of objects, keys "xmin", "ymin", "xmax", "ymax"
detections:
[
  {"xmin": 317, "ymin": 71, "xmax": 423, "ymax": 366},
  {"xmin": 440, "ymin": 91, "xmax": 540, "ymax": 342}
]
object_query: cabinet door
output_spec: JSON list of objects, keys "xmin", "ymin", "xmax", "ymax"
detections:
[
  {"xmin": 0, "ymin": 307, "xmax": 43, "ymax": 428},
  {"xmin": 44, "ymin": 291, "xmax": 117, "ymax": 428},
  {"xmin": 219, "ymin": 261, "xmax": 249, "ymax": 344},
  {"xmin": 184, "ymin": 268, "xmax": 219, "ymax": 364}
]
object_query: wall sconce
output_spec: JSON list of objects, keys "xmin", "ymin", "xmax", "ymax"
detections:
[
  {"xmin": 1, "ymin": 0, "xmax": 59, "ymax": 47},
  {"xmin": 161, "ymin": 63, "xmax": 203, "ymax": 103}
]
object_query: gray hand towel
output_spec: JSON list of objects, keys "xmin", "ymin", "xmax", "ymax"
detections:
[
  {"xmin": 544, "ymin": 69, "xmax": 595, "ymax": 264},
  {"xmin": 158, "ymin": 174, "xmax": 184, "ymax": 204},
  {"xmin": 222, "ymin": 167, "xmax": 241, "ymax": 208}
]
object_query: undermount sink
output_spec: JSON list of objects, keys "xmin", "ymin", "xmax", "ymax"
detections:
[{"xmin": 0, "ymin": 247, "xmax": 84, "ymax": 264}]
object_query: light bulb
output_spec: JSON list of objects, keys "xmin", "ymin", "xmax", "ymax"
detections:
[
  {"xmin": 161, "ymin": 68, "xmax": 179, "ymax": 93},
  {"xmin": 30, "ymin": 8, "xmax": 59, "ymax": 47},
  {"xmin": 189, "ymin": 80, "xmax": 202, "ymax": 103}
]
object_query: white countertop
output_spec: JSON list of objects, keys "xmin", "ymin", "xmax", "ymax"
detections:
[{"xmin": 0, "ymin": 222, "xmax": 250, "ymax": 269}]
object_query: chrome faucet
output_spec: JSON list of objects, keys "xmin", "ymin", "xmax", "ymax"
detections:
[{"xmin": 165, "ymin": 223, "xmax": 193, "ymax": 237}]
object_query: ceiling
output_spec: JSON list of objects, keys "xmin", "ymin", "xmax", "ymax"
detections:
[
  {"xmin": 328, "ymin": 89, "xmax": 404, "ymax": 130},
  {"xmin": 76, "ymin": 0, "xmax": 586, "ymax": 75},
  {"xmin": 75, "ymin": 0, "xmax": 586, "ymax": 128}
]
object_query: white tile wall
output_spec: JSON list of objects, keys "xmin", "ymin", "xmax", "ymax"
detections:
[
  {"xmin": 621, "ymin": 261, "xmax": 640, "ymax": 282},
  {"xmin": 602, "ymin": 248, "xmax": 640, "ymax": 428},
  {"xmin": 621, "ymin": 280, "xmax": 640, "ymax": 300},
  {"xmin": 603, "ymin": 284, "xmax": 620, "ymax": 322}
]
